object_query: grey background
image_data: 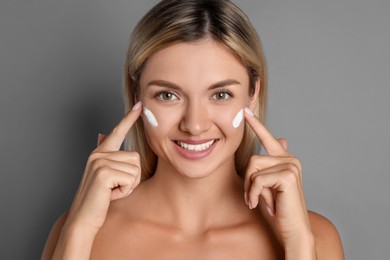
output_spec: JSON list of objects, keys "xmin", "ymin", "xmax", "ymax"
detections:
[{"xmin": 1, "ymin": 0, "xmax": 389, "ymax": 259}]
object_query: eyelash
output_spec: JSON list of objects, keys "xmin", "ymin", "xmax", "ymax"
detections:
[
  {"xmin": 153, "ymin": 89, "xmax": 234, "ymax": 102},
  {"xmin": 211, "ymin": 90, "xmax": 234, "ymax": 101},
  {"xmin": 155, "ymin": 91, "xmax": 178, "ymax": 101}
]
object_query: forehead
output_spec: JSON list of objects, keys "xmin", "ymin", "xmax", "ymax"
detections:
[{"xmin": 139, "ymin": 39, "xmax": 249, "ymax": 88}]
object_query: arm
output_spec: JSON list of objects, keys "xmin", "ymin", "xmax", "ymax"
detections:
[
  {"xmin": 283, "ymin": 212, "xmax": 344, "ymax": 259},
  {"xmin": 51, "ymin": 220, "xmax": 97, "ymax": 260},
  {"xmin": 243, "ymin": 108, "xmax": 343, "ymax": 259},
  {"xmin": 42, "ymin": 212, "xmax": 97, "ymax": 260},
  {"xmin": 41, "ymin": 102, "xmax": 143, "ymax": 259}
]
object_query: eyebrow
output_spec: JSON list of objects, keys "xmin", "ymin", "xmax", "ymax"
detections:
[{"xmin": 146, "ymin": 79, "xmax": 241, "ymax": 90}]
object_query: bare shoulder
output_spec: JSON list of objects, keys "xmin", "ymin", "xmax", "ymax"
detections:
[
  {"xmin": 41, "ymin": 212, "xmax": 68, "ymax": 260},
  {"xmin": 308, "ymin": 210, "xmax": 344, "ymax": 259}
]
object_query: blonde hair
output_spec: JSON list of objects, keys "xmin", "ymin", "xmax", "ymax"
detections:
[{"xmin": 124, "ymin": 0, "xmax": 267, "ymax": 180}]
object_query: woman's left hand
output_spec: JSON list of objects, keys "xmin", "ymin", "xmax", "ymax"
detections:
[{"xmin": 243, "ymin": 108, "xmax": 316, "ymax": 258}]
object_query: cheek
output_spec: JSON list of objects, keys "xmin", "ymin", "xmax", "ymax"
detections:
[
  {"xmin": 142, "ymin": 107, "xmax": 159, "ymax": 141},
  {"xmin": 232, "ymin": 109, "xmax": 244, "ymax": 128},
  {"xmin": 143, "ymin": 107, "xmax": 158, "ymax": 128},
  {"xmin": 213, "ymin": 107, "xmax": 245, "ymax": 136},
  {"xmin": 142, "ymin": 107, "xmax": 170, "ymax": 155},
  {"xmin": 142, "ymin": 106, "xmax": 178, "ymax": 138},
  {"xmin": 142, "ymin": 106, "xmax": 245, "ymax": 139}
]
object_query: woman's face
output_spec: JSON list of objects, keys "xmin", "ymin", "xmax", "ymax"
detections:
[{"xmin": 138, "ymin": 38, "xmax": 258, "ymax": 179}]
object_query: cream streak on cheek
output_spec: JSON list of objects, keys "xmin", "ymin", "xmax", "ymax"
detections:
[
  {"xmin": 232, "ymin": 109, "xmax": 244, "ymax": 128},
  {"xmin": 143, "ymin": 107, "xmax": 158, "ymax": 127}
]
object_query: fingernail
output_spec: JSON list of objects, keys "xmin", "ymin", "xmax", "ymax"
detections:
[
  {"xmin": 97, "ymin": 133, "xmax": 105, "ymax": 146},
  {"xmin": 132, "ymin": 101, "xmax": 142, "ymax": 111},
  {"xmin": 249, "ymin": 201, "xmax": 254, "ymax": 210},
  {"xmin": 244, "ymin": 192, "xmax": 249, "ymax": 206},
  {"xmin": 244, "ymin": 107, "xmax": 254, "ymax": 117},
  {"xmin": 267, "ymin": 206, "xmax": 274, "ymax": 216}
]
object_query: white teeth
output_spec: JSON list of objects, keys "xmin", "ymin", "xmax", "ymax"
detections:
[{"xmin": 177, "ymin": 140, "xmax": 215, "ymax": 151}]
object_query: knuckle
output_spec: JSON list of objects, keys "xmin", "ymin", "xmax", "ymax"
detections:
[
  {"xmin": 290, "ymin": 157, "xmax": 302, "ymax": 172},
  {"xmin": 286, "ymin": 163, "xmax": 298, "ymax": 173},
  {"xmin": 249, "ymin": 172, "xmax": 256, "ymax": 182},
  {"xmin": 125, "ymin": 175, "xmax": 137, "ymax": 188},
  {"xmin": 248, "ymin": 155, "xmax": 264, "ymax": 171},
  {"xmin": 250, "ymin": 173, "xmax": 262, "ymax": 185},
  {"xmin": 249, "ymin": 178, "xmax": 264, "ymax": 197},
  {"xmin": 281, "ymin": 170, "xmax": 297, "ymax": 186},
  {"xmin": 248, "ymin": 156, "xmax": 257, "ymax": 166},
  {"xmin": 118, "ymin": 151, "xmax": 141, "ymax": 166},
  {"xmin": 128, "ymin": 174, "xmax": 136, "ymax": 182},
  {"xmin": 87, "ymin": 152, "xmax": 100, "ymax": 164},
  {"xmin": 248, "ymin": 155, "xmax": 262, "ymax": 165},
  {"xmin": 136, "ymin": 175, "xmax": 141, "ymax": 186},
  {"xmin": 90, "ymin": 158, "xmax": 106, "ymax": 172},
  {"xmin": 126, "ymin": 152, "xmax": 141, "ymax": 169},
  {"xmin": 127, "ymin": 152, "xmax": 140, "ymax": 162},
  {"xmin": 94, "ymin": 166, "xmax": 111, "ymax": 182}
]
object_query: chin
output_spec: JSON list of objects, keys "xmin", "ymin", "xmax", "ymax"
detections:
[
  {"xmin": 176, "ymin": 166, "xmax": 216, "ymax": 180},
  {"xmin": 172, "ymin": 156, "xmax": 236, "ymax": 180}
]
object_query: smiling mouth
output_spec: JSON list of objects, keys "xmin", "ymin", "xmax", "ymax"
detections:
[{"xmin": 174, "ymin": 140, "xmax": 217, "ymax": 152}]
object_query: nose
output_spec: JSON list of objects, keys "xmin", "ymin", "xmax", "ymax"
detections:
[{"xmin": 179, "ymin": 100, "xmax": 211, "ymax": 135}]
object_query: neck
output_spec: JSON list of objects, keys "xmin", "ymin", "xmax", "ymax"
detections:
[{"xmin": 144, "ymin": 157, "xmax": 246, "ymax": 235}]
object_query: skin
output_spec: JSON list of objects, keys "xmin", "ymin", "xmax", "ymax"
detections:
[{"xmin": 42, "ymin": 39, "xmax": 344, "ymax": 259}]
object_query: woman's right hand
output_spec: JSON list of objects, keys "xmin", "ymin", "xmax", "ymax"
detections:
[{"xmin": 64, "ymin": 101, "xmax": 143, "ymax": 235}]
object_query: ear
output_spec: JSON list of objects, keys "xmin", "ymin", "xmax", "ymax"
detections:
[{"xmin": 248, "ymin": 79, "xmax": 260, "ymax": 111}]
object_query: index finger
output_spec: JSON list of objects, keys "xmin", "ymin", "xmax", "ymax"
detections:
[
  {"xmin": 97, "ymin": 102, "xmax": 142, "ymax": 152},
  {"xmin": 244, "ymin": 107, "xmax": 287, "ymax": 156}
]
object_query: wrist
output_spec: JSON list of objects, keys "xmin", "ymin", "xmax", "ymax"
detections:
[
  {"xmin": 285, "ymin": 230, "xmax": 317, "ymax": 260},
  {"xmin": 52, "ymin": 222, "xmax": 97, "ymax": 260}
]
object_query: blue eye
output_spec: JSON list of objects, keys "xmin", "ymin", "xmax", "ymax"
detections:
[
  {"xmin": 212, "ymin": 91, "xmax": 233, "ymax": 101},
  {"xmin": 156, "ymin": 91, "xmax": 178, "ymax": 101}
]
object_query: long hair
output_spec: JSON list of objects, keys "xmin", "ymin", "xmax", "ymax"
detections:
[{"xmin": 123, "ymin": 0, "xmax": 267, "ymax": 180}]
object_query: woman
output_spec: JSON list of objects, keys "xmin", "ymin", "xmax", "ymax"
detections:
[{"xmin": 42, "ymin": 0, "xmax": 344, "ymax": 259}]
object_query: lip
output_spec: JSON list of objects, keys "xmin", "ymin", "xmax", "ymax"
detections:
[
  {"xmin": 173, "ymin": 139, "xmax": 219, "ymax": 160},
  {"xmin": 175, "ymin": 139, "xmax": 216, "ymax": 145}
]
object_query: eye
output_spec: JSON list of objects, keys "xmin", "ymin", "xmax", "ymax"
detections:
[
  {"xmin": 156, "ymin": 91, "xmax": 178, "ymax": 101},
  {"xmin": 212, "ymin": 91, "xmax": 233, "ymax": 101}
]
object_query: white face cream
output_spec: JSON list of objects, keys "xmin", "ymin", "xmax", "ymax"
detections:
[
  {"xmin": 143, "ymin": 107, "xmax": 158, "ymax": 127},
  {"xmin": 232, "ymin": 109, "xmax": 244, "ymax": 128}
]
